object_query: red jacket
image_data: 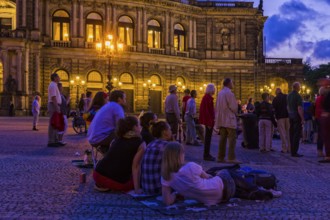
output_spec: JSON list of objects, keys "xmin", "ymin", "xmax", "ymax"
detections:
[
  {"xmin": 199, "ymin": 94, "xmax": 215, "ymax": 127},
  {"xmin": 315, "ymin": 95, "xmax": 324, "ymax": 119}
]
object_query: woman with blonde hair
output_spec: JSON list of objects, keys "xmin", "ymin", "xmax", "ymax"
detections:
[{"xmin": 161, "ymin": 142, "xmax": 236, "ymax": 206}]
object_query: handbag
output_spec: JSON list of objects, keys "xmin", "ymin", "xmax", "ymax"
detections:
[{"xmin": 51, "ymin": 112, "xmax": 65, "ymax": 131}]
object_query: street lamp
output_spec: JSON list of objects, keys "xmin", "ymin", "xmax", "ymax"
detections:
[
  {"xmin": 143, "ymin": 79, "xmax": 156, "ymax": 111},
  {"xmin": 95, "ymin": 34, "xmax": 124, "ymax": 92},
  {"xmin": 70, "ymin": 76, "xmax": 86, "ymax": 108}
]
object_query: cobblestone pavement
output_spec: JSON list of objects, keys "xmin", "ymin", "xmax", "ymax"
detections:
[{"xmin": 0, "ymin": 117, "xmax": 330, "ymax": 219}]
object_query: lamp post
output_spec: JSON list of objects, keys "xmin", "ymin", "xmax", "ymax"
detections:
[
  {"xmin": 143, "ymin": 79, "xmax": 156, "ymax": 111},
  {"xmin": 96, "ymin": 34, "xmax": 124, "ymax": 92},
  {"xmin": 70, "ymin": 76, "xmax": 86, "ymax": 109}
]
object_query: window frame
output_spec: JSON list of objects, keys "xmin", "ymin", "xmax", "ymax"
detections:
[
  {"xmin": 118, "ymin": 16, "xmax": 134, "ymax": 46},
  {"xmin": 85, "ymin": 12, "xmax": 103, "ymax": 43},
  {"xmin": 174, "ymin": 24, "xmax": 186, "ymax": 51},
  {"xmin": 147, "ymin": 20, "xmax": 162, "ymax": 48},
  {"xmin": 52, "ymin": 10, "xmax": 70, "ymax": 41}
]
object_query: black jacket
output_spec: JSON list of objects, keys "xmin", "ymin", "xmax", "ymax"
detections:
[{"xmin": 272, "ymin": 93, "xmax": 289, "ymax": 119}]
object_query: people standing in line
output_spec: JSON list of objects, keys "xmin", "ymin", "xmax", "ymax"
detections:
[
  {"xmin": 215, "ymin": 78, "xmax": 241, "ymax": 163},
  {"xmin": 83, "ymin": 91, "xmax": 108, "ymax": 131},
  {"xmin": 32, "ymin": 95, "xmax": 41, "ymax": 131},
  {"xmin": 84, "ymin": 91, "xmax": 93, "ymax": 113},
  {"xmin": 185, "ymin": 90, "xmax": 201, "ymax": 146},
  {"xmin": 87, "ymin": 90, "xmax": 126, "ymax": 155},
  {"xmin": 287, "ymin": 82, "xmax": 304, "ymax": 157},
  {"xmin": 255, "ymin": 93, "xmax": 277, "ymax": 152},
  {"xmin": 140, "ymin": 112, "xmax": 157, "ymax": 145},
  {"xmin": 57, "ymin": 83, "xmax": 70, "ymax": 145},
  {"xmin": 160, "ymin": 142, "xmax": 236, "ymax": 206},
  {"xmin": 93, "ymin": 116, "xmax": 146, "ymax": 193},
  {"xmin": 181, "ymin": 89, "xmax": 191, "ymax": 121},
  {"xmin": 199, "ymin": 83, "xmax": 216, "ymax": 161},
  {"xmin": 302, "ymin": 95, "xmax": 313, "ymax": 143},
  {"xmin": 246, "ymin": 98, "xmax": 255, "ymax": 113},
  {"xmin": 140, "ymin": 121, "xmax": 172, "ymax": 195},
  {"xmin": 319, "ymin": 85, "xmax": 330, "ymax": 163},
  {"xmin": 272, "ymin": 88, "xmax": 290, "ymax": 153},
  {"xmin": 315, "ymin": 87, "xmax": 326, "ymax": 157},
  {"xmin": 47, "ymin": 73, "xmax": 62, "ymax": 147},
  {"xmin": 165, "ymin": 85, "xmax": 181, "ymax": 140}
]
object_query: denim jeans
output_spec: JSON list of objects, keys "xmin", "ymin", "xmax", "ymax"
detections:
[{"xmin": 185, "ymin": 114, "xmax": 196, "ymax": 143}]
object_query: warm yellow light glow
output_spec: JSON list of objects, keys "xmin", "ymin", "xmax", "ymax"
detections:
[
  {"xmin": 307, "ymin": 89, "xmax": 311, "ymax": 94},
  {"xmin": 182, "ymin": 85, "xmax": 186, "ymax": 89},
  {"xmin": 178, "ymin": 81, "xmax": 182, "ymax": 86},
  {"xmin": 70, "ymin": 80, "xmax": 74, "ymax": 84},
  {"xmin": 143, "ymin": 83, "xmax": 147, "ymax": 87},
  {"xmin": 203, "ymin": 84, "xmax": 207, "ymax": 87},
  {"xmin": 148, "ymin": 79, "xmax": 151, "ymax": 84},
  {"xmin": 105, "ymin": 41, "xmax": 111, "ymax": 48},
  {"xmin": 260, "ymin": 88, "xmax": 263, "ymax": 92},
  {"xmin": 302, "ymin": 85, "xmax": 306, "ymax": 90},
  {"xmin": 118, "ymin": 43, "xmax": 124, "ymax": 51},
  {"xmin": 152, "ymin": 83, "xmax": 156, "ymax": 87},
  {"xmin": 76, "ymin": 76, "xmax": 80, "ymax": 80},
  {"xmin": 108, "ymin": 35, "xmax": 113, "ymax": 40},
  {"xmin": 118, "ymin": 82, "xmax": 122, "ymax": 86},
  {"xmin": 113, "ymin": 78, "xmax": 117, "ymax": 81},
  {"xmin": 88, "ymin": 35, "xmax": 93, "ymax": 39},
  {"xmin": 81, "ymin": 80, "xmax": 85, "ymax": 85},
  {"xmin": 96, "ymin": 43, "xmax": 102, "ymax": 51},
  {"xmin": 271, "ymin": 83, "xmax": 275, "ymax": 88},
  {"xmin": 199, "ymin": 87, "xmax": 203, "ymax": 91}
]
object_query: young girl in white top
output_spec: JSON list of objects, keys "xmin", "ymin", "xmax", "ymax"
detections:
[
  {"xmin": 32, "ymin": 95, "xmax": 41, "ymax": 131},
  {"xmin": 161, "ymin": 142, "xmax": 236, "ymax": 206}
]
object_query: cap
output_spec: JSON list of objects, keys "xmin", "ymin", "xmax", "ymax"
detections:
[{"xmin": 169, "ymin": 85, "xmax": 177, "ymax": 93}]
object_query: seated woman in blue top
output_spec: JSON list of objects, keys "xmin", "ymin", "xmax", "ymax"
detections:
[{"xmin": 93, "ymin": 116, "xmax": 146, "ymax": 193}]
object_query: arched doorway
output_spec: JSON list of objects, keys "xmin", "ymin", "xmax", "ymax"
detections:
[{"xmin": 149, "ymin": 74, "xmax": 162, "ymax": 114}]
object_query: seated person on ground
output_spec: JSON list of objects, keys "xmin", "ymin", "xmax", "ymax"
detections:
[
  {"xmin": 83, "ymin": 91, "xmax": 108, "ymax": 130},
  {"xmin": 93, "ymin": 116, "xmax": 146, "ymax": 193},
  {"xmin": 140, "ymin": 112, "xmax": 157, "ymax": 145},
  {"xmin": 87, "ymin": 90, "xmax": 126, "ymax": 154},
  {"xmin": 161, "ymin": 142, "xmax": 236, "ymax": 206},
  {"xmin": 141, "ymin": 121, "xmax": 172, "ymax": 195}
]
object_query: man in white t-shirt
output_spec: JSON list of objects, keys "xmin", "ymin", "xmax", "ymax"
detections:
[{"xmin": 47, "ymin": 73, "xmax": 63, "ymax": 147}]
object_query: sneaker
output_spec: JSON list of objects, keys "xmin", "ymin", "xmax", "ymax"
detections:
[
  {"xmin": 226, "ymin": 159, "xmax": 243, "ymax": 164},
  {"xmin": 47, "ymin": 143, "xmax": 61, "ymax": 147},
  {"xmin": 269, "ymin": 189, "xmax": 282, "ymax": 198},
  {"xmin": 204, "ymin": 155, "xmax": 216, "ymax": 161},
  {"xmin": 57, "ymin": 142, "xmax": 67, "ymax": 146}
]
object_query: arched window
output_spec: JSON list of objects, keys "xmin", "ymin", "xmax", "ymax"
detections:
[
  {"xmin": 148, "ymin": 19, "xmax": 162, "ymax": 48},
  {"xmin": 176, "ymin": 76, "xmax": 185, "ymax": 85},
  {"xmin": 174, "ymin": 24, "xmax": 186, "ymax": 51},
  {"xmin": 118, "ymin": 16, "xmax": 134, "ymax": 46},
  {"xmin": 52, "ymin": 10, "xmax": 70, "ymax": 41},
  {"xmin": 0, "ymin": 62, "xmax": 3, "ymax": 92},
  {"xmin": 55, "ymin": 69, "xmax": 69, "ymax": 81},
  {"xmin": 87, "ymin": 71, "xmax": 102, "ymax": 82},
  {"xmin": 150, "ymin": 75, "xmax": 161, "ymax": 85},
  {"xmin": 86, "ymin": 12, "xmax": 103, "ymax": 43},
  {"xmin": 120, "ymin": 73, "xmax": 133, "ymax": 84}
]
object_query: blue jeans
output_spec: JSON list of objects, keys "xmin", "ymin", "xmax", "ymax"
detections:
[{"xmin": 185, "ymin": 114, "xmax": 196, "ymax": 143}]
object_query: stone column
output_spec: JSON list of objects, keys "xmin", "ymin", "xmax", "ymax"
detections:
[
  {"xmin": 193, "ymin": 19, "xmax": 197, "ymax": 48},
  {"xmin": 136, "ymin": 7, "xmax": 141, "ymax": 42},
  {"xmin": 165, "ymin": 12, "xmax": 169, "ymax": 46},
  {"xmin": 16, "ymin": 50, "xmax": 22, "ymax": 91},
  {"xmin": 106, "ymin": 3, "xmax": 111, "ymax": 34},
  {"xmin": 142, "ymin": 8, "xmax": 147, "ymax": 51},
  {"xmin": 79, "ymin": 2, "xmax": 84, "ymax": 37},
  {"xmin": 35, "ymin": 53, "xmax": 40, "ymax": 93},
  {"xmin": 45, "ymin": 0, "xmax": 50, "ymax": 36},
  {"xmin": 72, "ymin": 0, "xmax": 77, "ymax": 37},
  {"xmin": 112, "ymin": 5, "xmax": 117, "ymax": 34},
  {"xmin": 34, "ymin": 0, "xmax": 39, "ymax": 29},
  {"xmin": 1, "ymin": 51, "xmax": 8, "ymax": 83},
  {"xmin": 189, "ymin": 19, "xmax": 193, "ymax": 49},
  {"xmin": 25, "ymin": 48, "xmax": 30, "ymax": 94},
  {"xmin": 22, "ymin": 0, "xmax": 26, "ymax": 27},
  {"xmin": 16, "ymin": 0, "xmax": 20, "ymax": 28}
]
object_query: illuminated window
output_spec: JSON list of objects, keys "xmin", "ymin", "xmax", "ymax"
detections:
[
  {"xmin": 120, "ymin": 73, "xmax": 133, "ymax": 84},
  {"xmin": 86, "ymin": 12, "xmax": 103, "ymax": 43},
  {"xmin": 87, "ymin": 71, "xmax": 102, "ymax": 82},
  {"xmin": 52, "ymin": 10, "xmax": 70, "ymax": 41},
  {"xmin": 148, "ymin": 20, "xmax": 162, "ymax": 48},
  {"xmin": 118, "ymin": 16, "xmax": 134, "ymax": 46},
  {"xmin": 55, "ymin": 69, "xmax": 69, "ymax": 81},
  {"xmin": 0, "ymin": 18, "xmax": 12, "ymax": 32},
  {"xmin": 174, "ymin": 24, "xmax": 186, "ymax": 51},
  {"xmin": 150, "ymin": 75, "xmax": 161, "ymax": 85},
  {"xmin": 176, "ymin": 76, "xmax": 185, "ymax": 85}
]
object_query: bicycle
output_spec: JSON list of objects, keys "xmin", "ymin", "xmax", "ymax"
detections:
[{"xmin": 70, "ymin": 110, "xmax": 87, "ymax": 134}]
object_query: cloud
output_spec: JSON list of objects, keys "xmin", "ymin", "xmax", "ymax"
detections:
[
  {"xmin": 264, "ymin": 15, "xmax": 302, "ymax": 50},
  {"xmin": 296, "ymin": 41, "xmax": 314, "ymax": 53},
  {"xmin": 280, "ymin": 0, "xmax": 317, "ymax": 19},
  {"xmin": 322, "ymin": 0, "xmax": 330, "ymax": 5},
  {"xmin": 313, "ymin": 40, "xmax": 330, "ymax": 59}
]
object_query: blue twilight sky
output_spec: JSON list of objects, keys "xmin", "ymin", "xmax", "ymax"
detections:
[{"xmin": 243, "ymin": 0, "xmax": 330, "ymax": 67}]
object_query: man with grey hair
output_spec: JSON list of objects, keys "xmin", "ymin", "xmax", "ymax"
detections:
[
  {"xmin": 165, "ymin": 85, "xmax": 181, "ymax": 140},
  {"xmin": 215, "ymin": 78, "xmax": 241, "ymax": 163},
  {"xmin": 47, "ymin": 73, "xmax": 63, "ymax": 147},
  {"xmin": 287, "ymin": 82, "xmax": 304, "ymax": 157}
]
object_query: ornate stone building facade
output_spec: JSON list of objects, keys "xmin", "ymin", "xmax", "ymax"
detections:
[{"xmin": 0, "ymin": 0, "xmax": 303, "ymax": 115}]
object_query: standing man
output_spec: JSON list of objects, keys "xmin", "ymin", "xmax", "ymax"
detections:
[
  {"xmin": 57, "ymin": 83, "xmax": 70, "ymax": 145},
  {"xmin": 32, "ymin": 95, "xmax": 41, "ymax": 131},
  {"xmin": 165, "ymin": 85, "xmax": 181, "ymax": 140},
  {"xmin": 272, "ymin": 88, "xmax": 290, "ymax": 153},
  {"xmin": 181, "ymin": 89, "xmax": 191, "ymax": 121},
  {"xmin": 287, "ymin": 82, "xmax": 304, "ymax": 157},
  {"xmin": 199, "ymin": 84, "xmax": 216, "ymax": 161},
  {"xmin": 47, "ymin": 73, "xmax": 63, "ymax": 147},
  {"xmin": 87, "ymin": 90, "xmax": 126, "ymax": 155},
  {"xmin": 185, "ymin": 90, "xmax": 201, "ymax": 146},
  {"xmin": 215, "ymin": 78, "xmax": 241, "ymax": 163}
]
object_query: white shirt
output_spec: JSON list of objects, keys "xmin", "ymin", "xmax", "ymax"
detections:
[
  {"xmin": 31, "ymin": 100, "xmax": 40, "ymax": 114},
  {"xmin": 185, "ymin": 97, "xmax": 196, "ymax": 116},
  {"xmin": 87, "ymin": 101, "xmax": 125, "ymax": 145},
  {"xmin": 48, "ymin": 81, "xmax": 62, "ymax": 104},
  {"xmin": 161, "ymin": 162, "xmax": 224, "ymax": 206}
]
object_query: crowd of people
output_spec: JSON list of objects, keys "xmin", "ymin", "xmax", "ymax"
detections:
[{"xmin": 43, "ymin": 72, "xmax": 330, "ymax": 206}]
